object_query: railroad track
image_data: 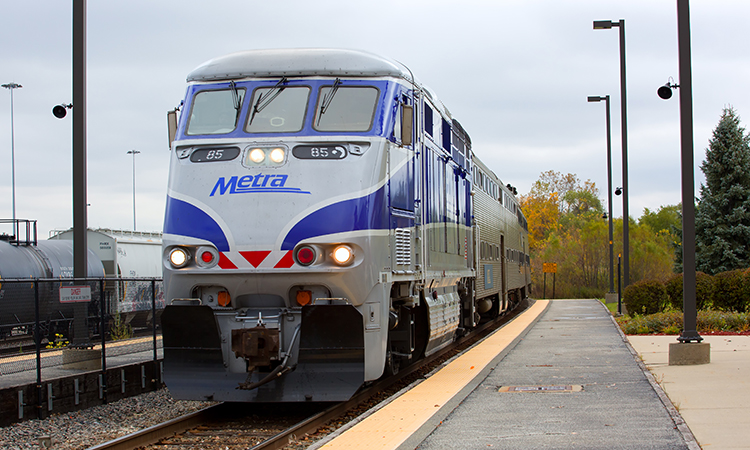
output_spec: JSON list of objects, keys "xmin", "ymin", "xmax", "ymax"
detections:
[{"xmin": 89, "ymin": 299, "xmax": 531, "ymax": 450}]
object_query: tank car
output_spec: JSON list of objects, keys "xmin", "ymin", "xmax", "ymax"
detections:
[
  {"xmin": 0, "ymin": 237, "xmax": 105, "ymax": 340},
  {"xmin": 161, "ymin": 48, "xmax": 531, "ymax": 402}
]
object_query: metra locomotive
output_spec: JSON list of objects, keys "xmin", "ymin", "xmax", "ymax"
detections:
[{"xmin": 161, "ymin": 49, "xmax": 531, "ymax": 402}]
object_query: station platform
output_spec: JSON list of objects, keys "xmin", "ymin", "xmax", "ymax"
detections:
[
  {"xmin": 313, "ymin": 299, "xmax": 707, "ymax": 450},
  {"xmin": 0, "ymin": 336, "xmax": 162, "ymax": 390}
]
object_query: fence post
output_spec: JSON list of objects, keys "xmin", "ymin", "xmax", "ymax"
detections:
[
  {"xmin": 100, "ymin": 278, "xmax": 107, "ymax": 404},
  {"xmin": 151, "ymin": 279, "xmax": 158, "ymax": 390},
  {"xmin": 34, "ymin": 280, "xmax": 42, "ymax": 419}
]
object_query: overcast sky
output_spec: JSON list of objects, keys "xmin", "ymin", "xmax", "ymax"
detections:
[{"xmin": 1, "ymin": 0, "xmax": 749, "ymax": 239}]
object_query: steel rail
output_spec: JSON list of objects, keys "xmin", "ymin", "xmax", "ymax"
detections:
[{"xmin": 86, "ymin": 403, "xmax": 227, "ymax": 450}]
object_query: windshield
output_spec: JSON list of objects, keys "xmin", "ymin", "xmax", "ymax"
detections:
[
  {"xmin": 313, "ymin": 86, "xmax": 379, "ymax": 132},
  {"xmin": 186, "ymin": 88, "xmax": 245, "ymax": 135},
  {"xmin": 245, "ymin": 86, "xmax": 310, "ymax": 133}
]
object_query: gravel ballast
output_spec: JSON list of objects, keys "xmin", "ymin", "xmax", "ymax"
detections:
[{"xmin": 0, "ymin": 389, "xmax": 214, "ymax": 449}]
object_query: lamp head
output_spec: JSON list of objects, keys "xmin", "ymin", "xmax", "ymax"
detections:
[
  {"xmin": 657, "ymin": 79, "xmax": 678, "ymax": 100},
  {"xmin": 593, "ymin": 20, "xmax": 613, "ymax": 29},
  {"xmin": 615, "ymin": 187, "xmax": 622, "ymax": 196},
  {"xmin": 53, "ymin": 103, "xmax": 73, "ymax": 119},
  {"xmin": 657, "ymin": 84, "xmax": 673, "ymax": 100}
]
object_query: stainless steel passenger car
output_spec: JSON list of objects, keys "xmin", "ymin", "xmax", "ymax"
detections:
[{"xmin": 161, "ymin": 49, "xmax": 531, "ymax": 402}]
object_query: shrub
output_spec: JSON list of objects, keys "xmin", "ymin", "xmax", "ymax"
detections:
[
  {"xmin": 623, "ymin": 279, "xmax": 667, "ymax": 315},
  {"xmin": 618, "ymin": 311, "xmax": 682, "ymax": 334},
  {"xmin": 712, "ymin": 269, "xmax": 747, "ymax": 312},
  {"xmin": 664, "ymin": 272, "xmax": 713, "ymax": 311},
  {"xmin": 698, "ymin": 310, "xmax": 750, "ymax": 332},
  {"xmin": 616, "ymin": 310, "xmax": 750, "ymax": 334},
  {"xmin": 665, "ymin": 274, "xmax": 682, "ymax": 310}
]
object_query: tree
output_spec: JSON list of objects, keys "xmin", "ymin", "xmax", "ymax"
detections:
[
  {"xmin": 520, "ymin": 188, "xmax": 559, "ymax": 251},
  {"xmin": 640, "ymin": 204, "xmax": 681, "ymax": 236},
  {"xmin": 695, "ymin": 107, "xmax": 750, "ymax": 274},
  {"xmin": 639, "ymin": 204, "xmax": 682, "ymax": 271},
  {"xmin": 534, "ymin": 170, "xmax": 583, "ymax": 214},
  {"xmin": 524, "ymin": 171, "xmax": 676, "ymax": 298}
]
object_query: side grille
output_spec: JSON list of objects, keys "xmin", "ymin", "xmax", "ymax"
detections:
[{"xmin": 395, "ymin": 228, "xmax": 411, "ymax": 266}]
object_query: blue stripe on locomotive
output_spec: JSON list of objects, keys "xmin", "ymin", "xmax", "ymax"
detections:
[
  {"xmin": 163, "ymin": 197, "xmax": 231, "ymax": 252},
  {"xmin": 281, "ymin": 186, "xmax": 389, "ymax": 250},
  {"xmin": 163, "ymin": 186, "xmax": 389, "ymax": 253},
  {"xmin": 163, "ymin": 156, "xmax": 419, "ymax": 253}
]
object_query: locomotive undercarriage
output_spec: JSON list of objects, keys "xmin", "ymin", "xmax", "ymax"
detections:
[{"xmin": 162, "ymin": 300, "xmax": 367, "ymax": 402}]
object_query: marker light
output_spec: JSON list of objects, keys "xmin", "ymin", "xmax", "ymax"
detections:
[
  {"xmin": 270, "ymin": 147, "xmax": 285, "ymax": 163},
  {"xmin": 295, "ymin": 245, "xmax": 316, "ymax": 266},
  {"xmin": 217, "ymin": 291, "xmax": 231, "ymax": 307},
  {"xmin": 296, "ymin": 290, "xmax": 312, "ymax": 306},
  {"xmin": 249, "ymin": 148, "xmax": 265, "ymax": 163},
  {"xmin": 195, "ymin": 246, "xmax": 219, "ymax": 268},
  {"xmin": 332, "ymin": 245, "xmax": 354, "ymax": 265},
  {"xmin": 169, "ymin": 248, "xmax": 190, "ymax": 268}
]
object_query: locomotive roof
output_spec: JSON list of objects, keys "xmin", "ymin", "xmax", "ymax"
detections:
[{"xmin": 187, "ymin": 48, "xmax": 416, "ymax": 83}]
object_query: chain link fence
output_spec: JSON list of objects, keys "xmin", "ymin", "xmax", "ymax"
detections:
[{"xmin": 0, "ymin": 277, "xmax": 163, "ymax": 379}]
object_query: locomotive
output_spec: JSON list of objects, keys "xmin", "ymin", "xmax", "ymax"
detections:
[{"xmin": 161, "ymin": 49, "xmax": 531, "ymax": 402}]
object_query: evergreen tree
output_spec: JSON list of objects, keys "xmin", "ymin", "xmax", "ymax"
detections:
[{"xmin": 695, "ymin": 107, "xmax": 750, "ymax": 274}]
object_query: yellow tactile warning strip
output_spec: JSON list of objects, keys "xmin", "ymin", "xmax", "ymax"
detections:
[{"xmin": 319, "ymin": 299, "xmax": 549, "ymax": 450}]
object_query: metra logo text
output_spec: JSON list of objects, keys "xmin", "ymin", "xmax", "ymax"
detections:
[{"xmin": 210, "ymin": 175, "xmax": 311, "ymax": 196}]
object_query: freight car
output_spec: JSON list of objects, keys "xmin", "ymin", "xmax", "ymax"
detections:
[
  {"xmin": 0, "ymin": 225, "xmax": 165, "ymax": 340},
  {"xmin": 49, "ymin": 228, "xmax": 165, "ymax": 326},
  {"xmin": 0, "ymin": 233, "xmax": 104, "ymax": 340},
  {"xmin": 161, "ymin": 48, "xmax": 531, "ymax": 402}
]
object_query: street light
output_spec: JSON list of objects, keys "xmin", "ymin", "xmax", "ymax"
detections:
[
  {"xmin": 594, "ymin": 18, "xmax": 630, "ymax": 288},
  {"xmin": 127, "ymin": 150, "xmax": 140, "ymax": 230},
  {"xmin": 657, "ymin": 1, "xmax": 702, "ymax": 346},
  {"xmin": 588, "ymin": 95, "xmax": 616, "ymax": 304},
  {"xmin": 2, "ymin": 82, "xmax": 22, "ymax": 238}
]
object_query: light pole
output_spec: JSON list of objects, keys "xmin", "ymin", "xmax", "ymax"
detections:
[
  {"xmin": 588, "ymin": 95, "xmax": 615, "ymax": 299},
  {"xmin": 594, "ymin": 19, "xmax": 630, "ymax": 288},
  {"xmin": 656, "ymin": 1, "xmax": 707, "ymax": 364},
  {"xmin": 127, "ymin": 150, "xmax": 140, "ymax": 230},
  {"xmin": 2, "ymin": 82, "xmax": 22, "ymax": 238}
]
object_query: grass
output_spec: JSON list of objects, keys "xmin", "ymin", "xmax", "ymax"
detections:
[{"xmin": 599, "ymin": 299, "xmax": 621, "ymax": 314}]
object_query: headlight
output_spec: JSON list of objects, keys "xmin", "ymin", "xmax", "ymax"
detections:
[
  {"xmin": 249, "ymin": 148, "xmax": 265, "ymax": 163},
  {"xmin": 269, "ymin": 147, "xmax": 285, "ymax": 163},
  {"xmin": 244, "ymin": 145, "xmax": 288, "ymax": 167},
  {"xmin": 169, "ymin": 247, "xmax": 190, "ymax": 268},
  {"xmin": 332, "ymin": 245, "xmax": 354, "ymax": 265}
]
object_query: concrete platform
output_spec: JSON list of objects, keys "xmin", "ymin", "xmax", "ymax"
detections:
[
  {"xmin": 630, "ymin": 334, "xmax": 750, "ymax": 449},
  {"xmin": 314, "ymin": 300, "xmax": 698, "ymax": 450}
]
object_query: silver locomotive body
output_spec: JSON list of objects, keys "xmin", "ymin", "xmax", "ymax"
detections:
[{"xmin": 161, "ymin": 49, "xmax": 530, "ymax": 402}]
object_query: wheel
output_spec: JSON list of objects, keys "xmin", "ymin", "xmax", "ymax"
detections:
[{"xmin": 384, "ymin": 350, "xmax": 401, "ymax": 377}]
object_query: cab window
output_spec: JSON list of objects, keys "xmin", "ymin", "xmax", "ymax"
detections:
[{"xmin": 313, "ymin": 86, "xmax": 378, "ymax": 132}]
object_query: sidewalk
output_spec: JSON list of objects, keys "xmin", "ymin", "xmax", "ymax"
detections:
[{"xmin": 628, "ymin": 334, "xmax": 750, "ymax": 449}]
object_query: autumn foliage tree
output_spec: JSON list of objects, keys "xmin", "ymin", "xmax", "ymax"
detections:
[{"xmin": 523, "ymin": 171, "xmax": 676, "ymax": 298}]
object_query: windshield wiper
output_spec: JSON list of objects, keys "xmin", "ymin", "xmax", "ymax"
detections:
[
  {"xmin": 316, "ymin": 78, "xmax": 342, "ymax": 126},
  {"xmin": 248, "ymin": 77, "xmax": 288, "ymax": 126},
  {"xmin": 229, "ymin": 81, "xmax": 243, "ymax": 126}
]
